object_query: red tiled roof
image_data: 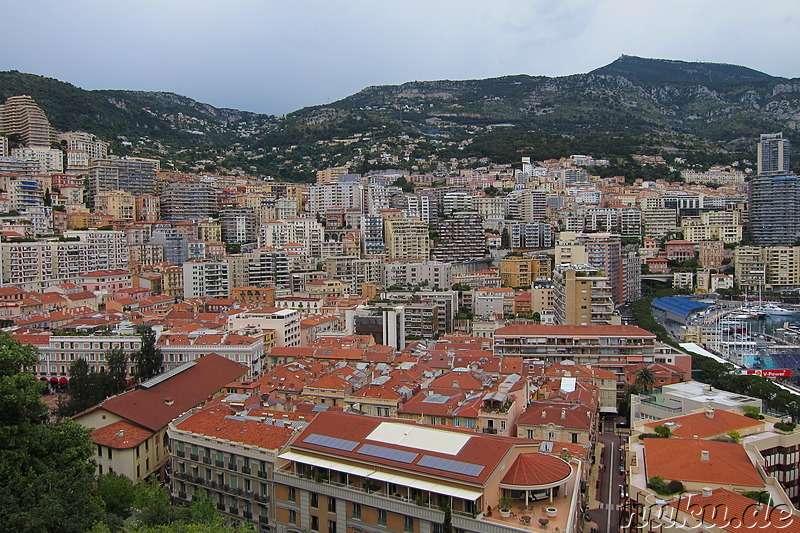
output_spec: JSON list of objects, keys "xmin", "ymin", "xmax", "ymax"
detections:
[
  {"xmin": 291, "ymin": 411, "xmax": 515, "ymax": 485},
  {"xmin": 517, "ymin": 402, "xmax": 595, "ymax": 430},
  {"xmin": 76, "ymin": 353, "xmax": 247, "ymax": 432},
  {"xmin": 176, "ymin": 400, "xmax": 295, "ymax": 450},
  {"xmin": 670, "ymin": 488, "xmax": 800, "ymax": 532},
  {"xmin": 644, "ymin": 410, "xmax": 763, "ymax": 439},
  {"xmin": 644, "ymin": 438, "xmax": 763, "ymax": 487},
  {"xmin": 500, "ymin": 453, "xmax": 572, "ymax": 487},
  {"xmin": 92, "ymin": 420, "xmax": 153, "ymax": 449}
]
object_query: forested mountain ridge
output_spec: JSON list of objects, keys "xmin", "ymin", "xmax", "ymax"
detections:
[{"xmin": 1, "ymin": 56, "xmax": 799, "ymax": 179}]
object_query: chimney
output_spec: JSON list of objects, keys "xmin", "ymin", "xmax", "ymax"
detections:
[
  {"xmin": 561, "ymin": 408, "xmax": 566, "ymax": 420},
  {"xmin": 701, "ymin": 487, "xmax": 713, "ymax": 497},
  {"xmin": 700, "ymin": 450, "xmax": 710, "ymax": 462},
  {"xmin": 705, "ymin": 407, "xmax": 715, "ymax": 419},
  {"xmin": 541, "ymin": 410, "xmax": 547, "ymax": 419}
]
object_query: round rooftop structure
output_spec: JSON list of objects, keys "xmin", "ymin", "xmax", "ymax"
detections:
[{"xmin": 499, "ymin": 452, "xmax": 572, "ymax": 490}]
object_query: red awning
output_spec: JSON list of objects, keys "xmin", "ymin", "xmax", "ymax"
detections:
[
  {"xmin": 49, "ymin": 377, "xmax": 59, "ymax": 382},
  {"xmin": 39, "ymin": 376, "xmax": 48, "ymax": 381},
  {"xmin": 58, "ymin": 377, "xmax": 68, "ymax": 384}
]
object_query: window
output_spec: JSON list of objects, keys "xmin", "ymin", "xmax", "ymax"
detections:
[
  {"xmin": 328, "ymin": 520, "xmax": 336, "ymax": 532},
  {"xmin": 328, "ymin": 497, "xmax": 336, "ymax": 513},
  {"xmin": 404, "ymin": 515, "xmax": 414, "ymax": 532},
  {"xmin": 311, "ymin": 516, "xmax": 319, "ymax": 531},
  {"xmin": 572, "ymin": 433, "xmax": 579, "ymax": 443},
  {"xmin": 378, "ymin": 509, "xmax": 387, "ymax": 526},
  {"xmin": 108, "ymin": 448, "xmax": 113, "ymax": 460},
  {"xmin": 288, "ymin": 486, "xmax": 296, "ymax": 502},
  {"xmin": 311, "ymin": 492, "xmax": 319, "ymax": 508},
  {"xmin": 97, "ymin": 445, "xmax": 102, "ymax": 457},
  {"xmin": 352, "ymin": 502, "xmax": 361, "ymax": 520}
]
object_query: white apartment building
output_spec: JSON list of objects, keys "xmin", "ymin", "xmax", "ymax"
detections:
[
  {"xmin": 258, "ymin": 218, "xmax": 324, "ymax": 258},
  {"xmin": 158, "ymin": 332, "xmax": 265, "ymax": 374},
  {"xmin": 307, "ymin": 182, "xmax": 364, "ymax": 215},
  {"xmin": 64, "ymin": 229, "xmax": 130, "ymax": 268},
  {"xmin": 10, "ymin": 146, "xmax": 63, "ymax": 173},
  {"xmin": 227, "ymin": 308, "xmax": 301, "ymax": 348},
  {"xmin": 382, "ymin": 260, "xmax": 452, "ymax": 288},
  {"xmin": 183, "ymin": 260, "xmax": 230, "ymax": 299}
]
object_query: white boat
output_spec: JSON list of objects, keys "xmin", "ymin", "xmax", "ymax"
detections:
[{"xmin": 745, "ymin": 302, "xmax": 796, "ymax": 316}]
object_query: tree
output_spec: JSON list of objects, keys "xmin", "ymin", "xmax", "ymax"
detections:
[
  {"xmin": 741, "ymin": 405, "xmax": 763, "ymax": 420},
  {"xmin": 0, "ymin": 331, "xmax": 103, "ymax": 532},
  {"xmin": 97, "ymin": 472, "xmax": 135, "ymax": 518},
  {"xmin": 106, "ymin": 347, "xmax": 128, "ymax": 396},
  {"xmin": 133, "ymin": 327, "xmax": 163, "ymax": 382},
  {"xmin": 653, "ymin": 425, "xmax": 671, "ymax": 438},
  {"xmin": 58, "ymin": 357, "xmax": 111, "ymax": 417},
  {"xmin": 190, "ymin": 489, "xmax": 224, "ymax": 527},
  {"xmin": 133, "ymin": 477, "xmax": 178, "ymax": 526},
  {"xmin": 635, "ymin": 366, "xmax": 657, "ymax": 392},
  {"xmin": 44, "ymin": 188, "xmax": 52, "ymax": 206},
  {"xmin": 392, "ymin": 176, "xmax": 414, "ymax": 193}
]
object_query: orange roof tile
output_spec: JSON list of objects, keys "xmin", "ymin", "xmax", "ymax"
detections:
[
  {"xmin": 644, "ymin": 438, "xmax": 763, "ymax": 487},
  {"xmin": 670, "ymin": 488, "xmax": 800, "ymax": 532},
  {"xmin": 500, "ymin": 453, "xmax": 572, "ymax": 487},
  {"xmin": 92, "ymin": 420, "xmax": 153, "ymax": 449},
  {"xmin": 176, "ymin": 400, "xmax": 295, "ymax": 450},
  {"xmin": 644, "ymin": 410, "xmax": 763, "ymax": 439}
]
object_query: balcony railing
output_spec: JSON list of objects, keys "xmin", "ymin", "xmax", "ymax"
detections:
[{"xmin": 482, "ymin": 427, "xmax": 498, "ymax": 434}]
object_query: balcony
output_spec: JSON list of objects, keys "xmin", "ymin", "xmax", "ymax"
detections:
[
  {"xmin": 215, "ymin": 460, "xmax": 225, "ymax": 468},
  {"xmin": 482, "ymin": 427, "xmax": 498, "ymax": 435},
  {"xmin": 176, "ymin": 449, "xmax": 185, "ymax": 458},
  {"xmin": 243, "ymin": 511, "xmax": 253, "ymax": 520},
  {"xmin": 241, "ymin": 466, "xmax": 251, "ymax": 475},
  {"xmin": 202, "ymin": 456, "xmax": 211, "ymax": 465},
  {"xmin": 190, "ymin": 453, "xmax": 199, "ymax": 461},
  {"xmin": 257, "ymin": 470, "xmax": 268, "ymax": 479},
  {"xmin": 216, "ymin": 503, "xmax": 226, "ymax": 511}
]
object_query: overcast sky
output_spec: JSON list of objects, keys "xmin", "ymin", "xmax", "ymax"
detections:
[{"xmin": 2, "ymin": 1, "xmax": 798, "ymax": 116}]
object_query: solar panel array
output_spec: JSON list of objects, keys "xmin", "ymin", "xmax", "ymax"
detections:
[
  {"xmin": 303, "ymin": 433, "xmax": 359, "ymax": 451},
  {"xmin": 358, "ymin": 443, "xmax": 418, "ymax": 463},
  {"xmin": 417, "ymin": 455, "xmax": 484, "ymax": 477}
]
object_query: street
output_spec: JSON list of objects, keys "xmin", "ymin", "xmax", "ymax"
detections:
[{"xmin": 586, "ymin": 415, "xmax": 626, "ymax": 533}]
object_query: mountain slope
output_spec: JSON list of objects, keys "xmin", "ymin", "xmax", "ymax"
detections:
[{"xmin": 1, "ymin": 56, "xmax": 799, "ymax": 180}]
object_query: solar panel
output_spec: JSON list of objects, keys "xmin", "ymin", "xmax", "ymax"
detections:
[
  {"xmin": 303, "ymin": 433, "xmax": 359, "ymax": 451},
  {"xmin": 418, "ymin": 455, "xmax": 484, "ymax": 477},
  {"xmin": 358, "ymin": 443, "xmax": 418, "ymax": 463}
]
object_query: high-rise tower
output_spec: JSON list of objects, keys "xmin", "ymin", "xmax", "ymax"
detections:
[
  {"xmin": 758, "ymin": 132, "xmax": 791, "ymax": 174},
  {"xmin": 749, "ymin": 132, "xmax": 800, "ymax": 245},
  {"xmin": 0, "ymin": 95, "xmax": 54, "ymax": 147}
]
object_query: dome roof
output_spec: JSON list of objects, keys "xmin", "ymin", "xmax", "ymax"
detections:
[{"xmin": 500, "ymin": 452, "xmax": 572, "ymax": 489}]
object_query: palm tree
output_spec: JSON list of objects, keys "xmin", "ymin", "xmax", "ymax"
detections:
[{"xmin": 635, "ymin": 367, "xmax": 657, "ymax": 392}]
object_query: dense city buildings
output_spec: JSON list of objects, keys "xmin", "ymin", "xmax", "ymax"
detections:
[{"xmin": 5, "ymin": 94, "xmax": 800, "ymax": 532}]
